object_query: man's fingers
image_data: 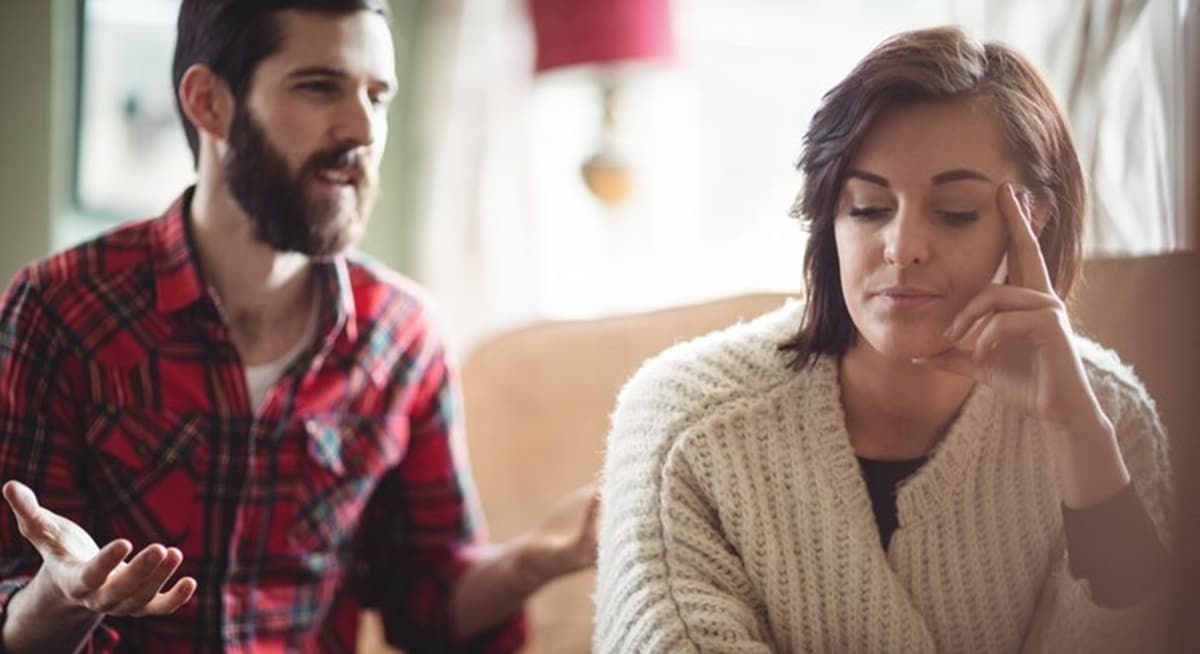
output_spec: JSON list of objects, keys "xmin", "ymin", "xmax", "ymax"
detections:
[
  {"xmin": 579, "ymin": 493, "xmax": 600, "ymax": 565},
  {"xmin": 575, "ymin": 492, "xmax": 600, "ymax": 549},
  {"xmin": 76, "ymin": 539, "xmax": 134, "ymax": 593},
  {"xmin": 583, "ymin": 491, "xmax": 600, "ymax": 528},
  {"xmin": 139, "ymin": 576, "xmax": 197, "ymax": 616},
  {"xmin": 87, "ymin": 545, "xmax": 167, "ymax": 612},
  {"xmin": 111, "ymin": 548, "xmax": 184, "ymax": 615},
  {"xmin": 72, "ymin": 545, "xmax": 194, "ymax": 617}
]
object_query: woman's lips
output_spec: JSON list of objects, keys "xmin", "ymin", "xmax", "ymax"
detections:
[{"xmin": 874, "ymin": 287, "xmax": 942, "ymax": 308}]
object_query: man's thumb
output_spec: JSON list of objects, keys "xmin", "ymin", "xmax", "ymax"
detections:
[{"xmin": 3, "ymin": 480, "xmax": 51, "ymax": 539}]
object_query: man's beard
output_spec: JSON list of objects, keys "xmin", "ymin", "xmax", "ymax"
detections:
[{"xmin": 222, "ymin": 106, "xmax": 375, "ymax": 257}]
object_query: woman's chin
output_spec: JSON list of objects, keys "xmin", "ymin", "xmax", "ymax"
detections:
[{"xmin": 860, "ymin": 332, "xmax": 950, "ymax": 361}]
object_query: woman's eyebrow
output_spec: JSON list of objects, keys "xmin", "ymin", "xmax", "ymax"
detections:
[
  {"xmin": 845, "ymin": 169, "xmax": 890, "ymax": 188},
  {"xmin": 931, "ymin": 168, "xmax": 992, "ymax": 185}
]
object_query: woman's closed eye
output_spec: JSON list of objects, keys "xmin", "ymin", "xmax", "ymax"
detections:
[
  {"xmin": 937, "ymin": 210, "xmax": 980, "ymax": 224},
  {"xmin": 848, "ymin": 206, "xmax": 891, "ymax": 220},
  {"xmin": 846, "ymin": 206, "xmax": 981, "ymax": 224}
]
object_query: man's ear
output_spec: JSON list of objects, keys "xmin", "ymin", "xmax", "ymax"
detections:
[{"xmin": 178, "ymin": 64, "xmax": 234, "ymax": 143}]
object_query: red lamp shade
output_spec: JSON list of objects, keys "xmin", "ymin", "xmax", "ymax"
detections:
[{"xmin": 529, "ymin": 0, "xmax": 676, "ymax": 73}]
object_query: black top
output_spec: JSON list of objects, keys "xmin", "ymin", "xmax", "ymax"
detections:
[
  {"xmin": 856, "ymin": 455, "xmax": 926, "ymax": 550},
  {"xmin": 856, "ymin": 456, "xmax": 1167, "ymax": 608}
]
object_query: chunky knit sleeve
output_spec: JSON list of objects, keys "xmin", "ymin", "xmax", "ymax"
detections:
[
  {"xmin": 593, "ymin": 349, "xmax": 776, "ymax": 653},
  {"xmin": 1022, "ymin": 341, "xmax": 1173, "ymax": 653}
]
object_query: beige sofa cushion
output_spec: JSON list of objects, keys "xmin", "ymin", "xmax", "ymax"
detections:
[{"xmin": 460, "ymin": 293, "xmax": 790, "ymax": 653}]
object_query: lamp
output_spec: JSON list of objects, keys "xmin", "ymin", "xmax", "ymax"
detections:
[{"xmin": 528, "ymin": 0, "xmax": 676, "ymax": 208}]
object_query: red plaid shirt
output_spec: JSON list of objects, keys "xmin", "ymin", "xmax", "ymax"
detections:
[{"xmin": 0, "ymin": 189, "xmax": 525, "ymax": 653}]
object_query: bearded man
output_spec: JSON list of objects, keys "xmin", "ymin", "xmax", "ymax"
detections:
[{"xmin": 0, "ymin": 2, "xmax": 596, "ymax": 652}]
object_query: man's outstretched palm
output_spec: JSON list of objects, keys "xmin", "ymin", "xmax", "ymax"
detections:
[{"xmin": 2, "ymin": 480, "xmax": 196, "ymax": 617}]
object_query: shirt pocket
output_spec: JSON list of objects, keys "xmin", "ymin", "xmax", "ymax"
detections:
[
  {"xmin": 85, "ymin": 406, "xmax": 206, "ymax": 548},
  {"xmin": 289, "ymin": 414, "xmax": 401, "ymax": 553}
]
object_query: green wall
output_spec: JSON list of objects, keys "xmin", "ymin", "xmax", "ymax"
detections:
[
  {"xmin": 0, "ymin": 1, "xmax": 70, "ymax": 284},
  {"xmin": 361, "ymin": 0, "xmax": 427, "ymax": 278}
]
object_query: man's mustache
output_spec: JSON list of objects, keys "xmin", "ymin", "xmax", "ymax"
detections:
[{"xmin": 304, "ymin": 147, "xmax": 368, "ymax": 184}]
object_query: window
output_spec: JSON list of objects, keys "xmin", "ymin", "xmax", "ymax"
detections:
[{"xmin": 74, "ymin": 0, "xmax": 190, "ymax": 220}]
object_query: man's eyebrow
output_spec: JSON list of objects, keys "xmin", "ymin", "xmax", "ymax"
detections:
[
  {"xmin": 286, "ymin": 65, "xmax": 347, "ymax": 80},
  {"xmin": 286, "ymin": 65, "xmax": 395, "ymax": 92}
]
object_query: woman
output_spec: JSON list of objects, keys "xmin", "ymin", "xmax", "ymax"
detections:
[{"xmin": 593, "ymin": 27, "xmax": 1171, "ymax": 653}]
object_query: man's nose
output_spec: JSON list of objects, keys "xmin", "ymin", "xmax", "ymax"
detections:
[{"xmin": 332, "ymin": 92, "xmax": 380, "ymax": 147}]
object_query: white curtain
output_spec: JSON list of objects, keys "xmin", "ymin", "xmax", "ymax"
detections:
[
  {"xmin": 411, "ymin": 0, "xmax": 541, "ymax": 353},
  {"xmin": 1187, "ymin": 0, "xmax": 1199, "ymax": 247},
  {"xmin": 979, "ymin": 0, "xmax": 1194, "ymax": 255}
]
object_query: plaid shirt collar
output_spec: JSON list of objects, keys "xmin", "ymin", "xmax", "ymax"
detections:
[{"xmin": 147, "ymin": 187, "xmax": 359, "ymax": 343}]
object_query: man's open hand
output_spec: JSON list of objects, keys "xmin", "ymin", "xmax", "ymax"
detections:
[{"xmin": 2, "ymin": 480, "xmax": 196, "ymax": 617}]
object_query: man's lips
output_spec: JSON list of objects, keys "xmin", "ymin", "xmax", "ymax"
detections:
[
  {"xmin": 310, "ymin": 147, "xmax": 366, "ymax": 187},
  {"xmin": 315, "ymin": 166, "xmax": 361, "ymax": 186}
]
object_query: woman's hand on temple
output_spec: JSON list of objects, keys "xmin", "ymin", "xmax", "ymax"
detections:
[
  {"xmin": 915, "ymin": 183, "xmax": 1105, "ymax": 435},
  {"xmin": 914, "ymin": 183, "xmax": 1130, "ymax": 507}
]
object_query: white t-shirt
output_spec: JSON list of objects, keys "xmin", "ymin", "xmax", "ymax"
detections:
[{"xmin": 244, "ymin": 298, "xmax": 319, "ymax": 414}]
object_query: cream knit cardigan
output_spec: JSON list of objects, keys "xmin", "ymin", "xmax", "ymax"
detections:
[{"xmin": 594, "ymin": 301, "xmax": 1172, "ymax": 653}]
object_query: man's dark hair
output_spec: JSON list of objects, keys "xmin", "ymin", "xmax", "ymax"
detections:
[{"xmin": 172, "ymin": 0, "xmax": 391, "ymax": 167}]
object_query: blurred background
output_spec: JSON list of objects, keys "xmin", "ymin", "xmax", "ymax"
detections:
[
  {"xmin": 2, "ymin": 0, "xmax": 1195, "ymax": 351},
  {"xmin": 0, "ymin": 0, "xmax": 1197, "ymax": 650}
]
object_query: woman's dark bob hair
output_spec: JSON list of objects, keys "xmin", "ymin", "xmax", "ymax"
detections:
[{"xmin": 780, "ymin": 26, "xmax": 1086, "ymax": 369}]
